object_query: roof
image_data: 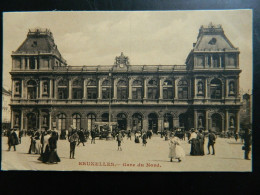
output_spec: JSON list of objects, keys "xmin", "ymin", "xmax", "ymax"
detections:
[
  {"xmin": 193, "ymin": 23, "xmax": 238, "ymax": 51},
  {"xmin": 13, "ymin": 28, "xmax": 66, "ymax": 63}
]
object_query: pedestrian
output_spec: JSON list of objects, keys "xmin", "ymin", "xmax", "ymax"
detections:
[
  {"xmin": 91, "ymin": 129, "xmax": 96, "ymax": 144},
  {"xmin": 234, "ymin": 133, "xmax": 239, "ymax": 142},
  {"xmin": 169, "ymin": 135, "xmax": 185, "ymax": 162},
  {"xmin": 38, "ymin": 131, "xmax": 61, "ymax": 164},
  {"xmin": 243, "ymin": 129, "xmax": 252, "ymax": 160},
  {"xmin": 34, "ymin": 129, "xmax": 41, "ymax": 154},
  {"xmin": 69, "ymin": 130, "xmax": 79, "ymax": 159},
  {"xmin": 142, "ymin": 132, "xmax": 147, "ymax": 146},
  {"xmin": 28, "ymin": 130, "xmax": 37, "ymax": 154},
  {"xmin": 207, "ymin": 129, "xmax": 216, "ymax": 155},
  {"xmin": 77, "ymin": 129, "xmax": 86, "ymax": 146},
  {"xmin": 134, "ymin": 131, "xmax": 141, "ymax": 143},
  {"xmin": 38, "ymin": 131, "xmax": 51, "ymax": 161},
  {"xmin": 116, "ymin": 131, "xmax": 123, "ymax": 151},
  {"xmin": 8, "ymin": 128, "xmax": 19, "ymax": 151},
  {"xmin": 197, "ymin": 129, "xmax": 205, "ymax": 155},
  {"xmin": 189, "ymin": 129, "xmax": 200, "ymax": 156}
]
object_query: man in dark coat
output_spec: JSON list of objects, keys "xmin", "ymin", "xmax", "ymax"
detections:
[
  {"xmin": 243, "ymin": 129, "xmax": 252, "ymax": 160},
  {"xmin": 69, "ymin": 130, "xmax": 79, "ymax": 159},
  {"xmin": 8, "ymin": 129, "xmax": 19, "ymax": 151},
  {"xmin": 91, "ymin": 129, "xmax": 96, "ymax": 144},
  {"xmin": 77, "ymin": 129, "xmax": 86, "ymax": 146},
  {"xmin": 207, "ymin": 130, "xmax": 216, "ymax": 155}
]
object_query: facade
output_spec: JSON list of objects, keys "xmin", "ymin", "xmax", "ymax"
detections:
[
  {"xmin": 9, "ymin": 24, "xmax": 242, "ymax": 133},
  {"xmin": 240, "ymin": 93, "xmax": 252, "ymax": 129},
  {"xmin": 2, "ymin": 87, "xmax": 11, "ymax": 129}
]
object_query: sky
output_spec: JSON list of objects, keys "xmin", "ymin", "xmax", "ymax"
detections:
[{"xmin": 3, "ymin": 10, "xmax": 252, "ymax": 93}]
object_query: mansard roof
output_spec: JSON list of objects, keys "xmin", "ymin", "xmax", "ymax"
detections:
[
  {"xmin": 13, "ymin": 28, "xmax": 66, "ymax": 63},
  {"xmin": 193, "ymin": 23, "xmax": 238, "ymax": 51}
]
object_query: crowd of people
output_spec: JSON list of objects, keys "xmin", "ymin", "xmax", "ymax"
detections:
[{"xmin": 4, "ymin": 125, "xmax": 252, "ymax": 165}]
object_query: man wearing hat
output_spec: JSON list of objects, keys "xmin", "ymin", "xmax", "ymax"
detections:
[
  {"xmin": 69, "ymin": 129, "xmax": 79, "ymax": 159},
  {"xmin": 8, "ymin": 128, "xmax": 19, "ymax": 151}
]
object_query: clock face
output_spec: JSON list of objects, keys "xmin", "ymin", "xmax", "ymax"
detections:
[{"xmin": 119, "ymin": 64, "xmax": 124, "ymax": 68}]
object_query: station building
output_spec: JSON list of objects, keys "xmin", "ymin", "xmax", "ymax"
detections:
[{"xmin": 9, "ymin": 24, "xmax": 242, "ymax": 133}]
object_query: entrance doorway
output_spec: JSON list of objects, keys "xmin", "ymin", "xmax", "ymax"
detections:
[
  {"xmin": 117, "ymin": 113, "xmax": 127, "ymax": 130},
  {"xmin": 132, "ymin": 113, "xmax": 143, "ymax": 131},
  {"xmin": 164, "ymin": 113, "xmax": 173, "ymax": 130},
  {"xmin": 211, "ymin": 113, "xmax": 222, "ymax": 132},
  {"xmin": 148, "ymin": 113, "xmax": 158, "ymax": 133},
  {"xmin": 27, "ymin": 113, "xmax": 37, "ymax": 130},
  {"xmin": 179, "ymin": 113, "xmax": 188, "ymax": 131}
]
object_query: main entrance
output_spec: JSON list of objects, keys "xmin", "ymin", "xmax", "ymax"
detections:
[
  {"xmin": 211, "ymin": 113, "xmax": 222, "ymax": 132},
  {"xmin": 117, "ymin": 113, "xmax": 127, "ymax": 130},
  {"xmin": 132, "ymin": 113, "xmax": 143, "ymax": 131},
  {"xmin": 27, "ymin": 113, "xmax": 37, "ymax": 130},
  {"xmin": 148, "ymin": 113, "xmax": 158, "ymax": 133}
]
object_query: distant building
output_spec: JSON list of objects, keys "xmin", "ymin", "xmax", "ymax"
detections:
[
  {"xmin": 240, "ymin": 93, "xmax": 252, "ymax": 129},
  {"xmin": 9, "ymin": 24, "xmax": 242, "ymax": 133},
  {"xmin": 2, "ymin": 87, "xmax": 11, "ymax": 129}
]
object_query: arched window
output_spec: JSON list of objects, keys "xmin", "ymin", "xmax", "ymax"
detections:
[
  {"xmin": 117, "ymin": 80, "xmax": 127, "ymax": 100},
  {"xmin": 148, "ymin": 113, "xmax": 158, "ymax": 133},
  {"xmin": 163, "ymin": 80, "xmax": 173, "ymax": 99},
  {"xmin": 87, "ymin": 113, "xmax": 96, "ymax": 131},
  {"xmin": 57, "ymin": 79, "xmax": 68, "ymax": 99},
  {"xmin": 210, "ymin": 78, "xmax": 222, "ymax": 99},
  {"xmin": 72, "ymin": 114, "xmax": 81, "ymax": 130},
  {"xmin": 132, "ymin": 79, "xmax": 143, "ymax": 100},
  {"xmin": 72, "ymin": 79, "xmax": 83, "ymax": 99},
  {"xmin": 58, "ymin": 113, "xmax": 66, "ymax": 131},
  {"xmin": 87, "ymin": 80, "xmax": 97, "ymax": 99},
  {"xmin": 27, "ymin": 80, "xmax": 37, "ymax": 99},
  {"xmin": 178, "ymin": 80, "xmax": 188, "ymax": 99},
  {"xmin": 102, "ymin": 80, "xmax": 111, "ymax": 100},
  {"xmin": 101, "ymin": 113, "xmax": 109, "ymax": 122},
  {"xmin": 148, "ymin": 79, "xmax": 159, "ymax": 99},
  {"xmin": 117, "ymin": 113, "xmax": 127, "ymax": 130}
]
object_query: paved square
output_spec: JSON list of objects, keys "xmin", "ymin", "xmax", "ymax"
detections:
[{"xmin": 1, "ymin": 135, "xmax": 251, "ymax": 171}]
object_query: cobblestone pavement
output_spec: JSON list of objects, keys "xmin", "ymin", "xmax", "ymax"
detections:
[{"xmin": 1, "ymin": 135, "xmax": 252, "ymax": 171}]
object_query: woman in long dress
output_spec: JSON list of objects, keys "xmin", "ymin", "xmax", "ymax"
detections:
[
  {"xmin": 168, "ymin": 136, "xmax": 185, "ymax": 162},
  {"xmin": 34, "ymin": 130, "xmax": 41, "ymax": 154},
  {"xmin": 189, "ymin": 129, "xmax": 200, "ymax": 156}
]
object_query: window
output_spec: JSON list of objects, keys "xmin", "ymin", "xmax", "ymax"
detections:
[
  {"xmin": 72, "ymin": 79, "xmax": 83, "ymax": 99},
  {"xmin": 72, "ymin": 114, "xmax": 81, "ymax": 130},
  {"xmin": 102, "ymin": 80, "xmax": 111, "ymax": 100},
  {"xmin": 210, "ymin": 79, "xmax": 222, "ymax": 99},
  {"xmin": 197, "ymin": 81, "xmax": 204, "ymax": 95},
  {"xmin": 163, "ymin": 80, "xmax": 173, "ymax": 99},
  {"xmin": 229, "ymin": 81, "xmax": 235, "ymax": 95},
  {"xmin": 29, "ymin": 57, "xmax": 35, "ymax": 69},
  {"xmin": 42, "ymin": 81, "xmax": 48, "ymax": 95},
  {"xmin": 132, "ymin": 80, "xmax": 142, "ymax": 100},
  {"xmin": 27, "ymin": 80, "xmax": 37, "ymax": 99},
  {"xmin": 57, "ymin": 79, "xmax": 68, "ymax": 99},
  {"xmin": 14, "ymin": 81, "xmax": 21, "ymax": 95},
  {"xmin": 58, "ymin": 114, "xmax": 66, "ymax": 131},
  {"xmin": 101, "ymin": 113, "xmax": 109, "ymax": 122},
  {"xmin": 213, "ymin": 55, "xmax": 219, "ymax": 67},
  {"xmin": 178, "ymin": 80, "xmax": 188, "ymax": 99},
  {"xmin": 117, "ymin": 80, "xmax": 127, "ymax": 100},
  {"xmin": 87, "ymin": 114, "xmax": 96, "ymax": 131},
  {"xmin": 148, "ymin": 79, "xmax": 158, "ymax": 99},
  {"xmin": 87, "ymin": 80, "xmax": 97, "ymax": 99}
]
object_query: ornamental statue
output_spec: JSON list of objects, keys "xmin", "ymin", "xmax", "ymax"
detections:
[{"xmin": 114, "ymin": 52, "xmax": 130, "ymax": 67}]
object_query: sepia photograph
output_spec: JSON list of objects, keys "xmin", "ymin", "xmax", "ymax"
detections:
[{"xmin": 1, "ymin": 10, "xmax": 252, "ymax": 171}]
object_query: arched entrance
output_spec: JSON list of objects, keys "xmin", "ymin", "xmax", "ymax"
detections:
[
  {"xmin": 179, "ymin": 113, "xmax": 188, "ymax": 131},
  {"xmin": 57, "ymin": 113, "xmax": 66, "ymax": 131},
  {"xmin": 148, "ymin": 113, "xmax": 158, "ymax": 133},
  {"xmin": 163, "ymin": 113, "xmax": 173, "ymax": 130},
  {"xmin": 117, "ymin": 113, "xmax": 127, "ymax": 130},
  {"xmin": 27, "ymin": 113, "xmax": 37, "ymax": 130},
  {"xmin": 87, "ymin": 113, "xmax": 96, "ymax": 131},
  {"xmin": 211, "ymin": 113, "xmax": 222, "ymax": 132},
  {"xmin": 132, "ymin": 113, "xmax": 143, "ymax": 131}
]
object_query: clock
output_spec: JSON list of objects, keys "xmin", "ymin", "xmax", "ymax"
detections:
[{"xmin": 119, "ymin": 63, "xmax": 124, "ymax": 68}]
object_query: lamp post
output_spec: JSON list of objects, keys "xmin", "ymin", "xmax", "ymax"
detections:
[{"xmin": 106, "ymin": 72, "xmax": 113, "ymax": 140}]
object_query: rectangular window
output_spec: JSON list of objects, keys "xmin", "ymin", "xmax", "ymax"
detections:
[
  {"xmin": 117, "ymin": 88, "xmax": 127, "ymax": 100},
  {"xmin": 148, "ymin": 88, "xmax": 158, "ymax": 99},
  {"xmin": 87, "ymin": 88, "xmax": 97, "ymax": 99},
  {"xmin": 58, "ymin": 88, "xmax": 68, "ymax": 99},
  {"xmin": 178, "ymin": 87, "xmax": 188, "ymax": 99},
  {"xmin": 132, "ymin": 88, "xmax": 142, "ymax": 99},
  {"xmin": 196, "ymin": 55, "xmax": 204, "ymax": 67},
  {"xmin": 72, "ymin": 88, "xmax": 82, "ymax": 99},
  {"xmin": 163, "ymin": 88, "xmax": 173, "ymax": 99},
  {"xmin": 102, "ymin": 88, "xmax": 111, "ymax": 99}
]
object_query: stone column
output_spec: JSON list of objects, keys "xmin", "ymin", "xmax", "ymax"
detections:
[
  {"xmin": 83, "ymin": 78, "xmax": 87, "ymax": 99},
  {"xmin": 194, "ymin": 110, "xmax": 198, "ymax": 129},
  {"xmin": 36, "ymin": 82, "xmax": 39, "ymax": 99},
  {"xmin": 143, "ymin": 78, "xmax": 147, "ymax": 99},
  {"xmin": 39, "ymin": 79, "xmax": 42, "ymax": 99},
  {"xmin": 225, "ymin": 110, "xmax": 229, "ymax": 132},
  {"xmin": 158, "ymin": 117, "xmax": 163, "ymax": 132},
  {"xmin": 236, "ymin": 110, "xmax": 240, "ymax": 133},
  {"xmin": 49, "ymin": 113, "xmax": 52, "ymax": 130},
  {"xmin": 49, "ymin": 79, "xmax": 53, "ymax": 98},
  {"xmin": 24, "ymin": 80, "xmax": 27, "ymax": 99},
  {"xmin": 226, "ymin": 79, "xmax": 229, "ymax": 98},
  {"xmin": 159, "ymin": 78, "xmax": 163, "ymax": 99},
  {"xmin": 39, "ymin": 110, "xmax": 42, "ymax": 130},
  {"xmin": 222, "ymin": 83, "xmax": 225, "ymax": 99},
  {"xmin": 174, "ymin": 79, "xmax": 178, "ymax": 100},
  {"xmin": 173, "ymin": 117, "xmax": 179, "ymax": 128},
  {"xmin": 11, "ymin": 110, "xmax": 14, "ymax": 128},
  {"xmin": 20, "ymin": 110, "xmax": 23, "ymax": 130},
  {"xmin": 12, "ymin": 80, "xmax": 15, "ymax": 98},
  {"xmin": 68, "ymin": 79, "xmax": 72, "ymax": 99},
  {"xmin": 143, "ymin": 116, "xmax": 148, "ymax": 131},
  {"xmin": 27, "ymin": 58, "xmax": 30, "ymax": 69},
  {"xmin": 98, "ymin": 78, "xmax": 102, "ymax": 99},
  {"xmin": 21, "ymin": 57, "xmax": 24, "ymax": 69},
  {"xmin": 194, "ymin": 77, "xmax": 197, "ymax": 98},
  {"xmin": 205, "ymin": 78, "xmax": 208, "ymax": 99},
  {"xmin": 205, "ymin": 55, "xmax": 208, "ymax": 67},
  {"xmin": 128, "ymin": 78, "xmax": 132, "ymax": 100},
  {"xmin": 35, "ymin": 57, "xmax": 38, "ymax": 69},
  {"xmin": 236, "ymin": 77, "xmax": 240, "ymax": 98},
  {"xmin": 21, "ymin": 80, "xmax": 24, "ymax": 99},
  {"xmin": 113, "ymin": 79, "xmax": 117, "ymax": 99},
  {"xmin": 219, "ymin": 55, "xmax": 222, "ymax": 67},
  {"xmin": 54, "ymin": 79, "xmax": 57, "ymax": 99},
  {"xmin": 210, "ymin": 55, "xmax": 213, "ymax": 67},
  {"xmin": 205, "ymin": 110, "xmax": 208, "ymax": 130}
]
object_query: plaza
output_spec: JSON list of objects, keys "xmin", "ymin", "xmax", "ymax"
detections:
[{"xmin": 1, "ymin": 135, "xmax": 251, "ymax": 171}]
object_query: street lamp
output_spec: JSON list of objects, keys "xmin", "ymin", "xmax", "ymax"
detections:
[{"xmin": 106, "ymin": 71, "xmax": 113, "ymax": 140}]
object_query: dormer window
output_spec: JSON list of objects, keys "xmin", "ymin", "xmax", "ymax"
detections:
[{"xmin": 208, "ymin": 37, "xmax": 217, "ymax": 45}]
